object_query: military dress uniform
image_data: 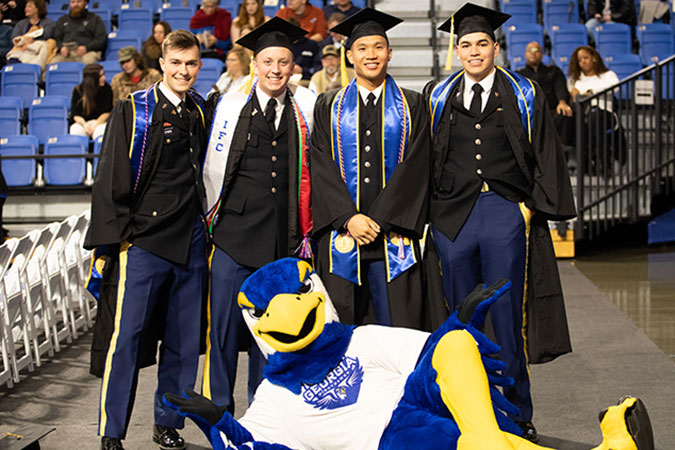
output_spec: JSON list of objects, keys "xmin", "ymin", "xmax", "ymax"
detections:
[{"xmin": 85, "ymin": 82, "xmax": 208, "ymax": 440}]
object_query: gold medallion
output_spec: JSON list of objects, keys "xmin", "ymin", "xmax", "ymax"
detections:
[{"xmin": 335, "ymin": 234, "xmax": 355, "ymax": 253}]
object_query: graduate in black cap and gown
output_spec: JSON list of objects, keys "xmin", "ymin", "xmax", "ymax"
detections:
[
  {"xmin": 200, "ymin": 17, "xmax": 317, "ymax": 414},
  {"xmin": 311, "ymin": 8, "xmax": 430, "ymax": 330},
  {"xmin": 423, "ymin": 2, "xmax": 577, "ymax": 441}
]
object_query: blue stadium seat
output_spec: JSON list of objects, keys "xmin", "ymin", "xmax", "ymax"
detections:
[
  {"xmin": 606, "ymin": 53, "xmax": 643, "ymax": 80},
  {"xmin": 105, "ymin": 29, "xmax": 144, "ymax": 60},
  {"xmin": 1, "ymin": 64, "xmax": 40, "ymax": 109},
  {"xmin": 45, "ymin": 62, "xmax": 85, "ymax": 99},
  {"xmin": 46, "ymin": 10, "xmax": 64, "ymax": 22},
  {"xmin": 264, "ymin": 5, "xmax": 279, "ymax": 16},
  {"xmin": 160, "ymin": 6, "xmax": 193, "ymax": 30},
  {"xmin": 28, "ymin": 96, "xmax": 70, "ymax": 145},
  {"xmin": 549, "ymin": 23, "xmax": 588, "ymax": 65},
  {"xmin": 162, "ymin": 0, "xmax": 200, "ymax": 11},
  {"xmin": 555, "ymin": 58, "xmax": 570, "ymax": 77},
  {"xmin": 501, "ymin": 0, "xmax": 537, "ymax": 27},
  {"xmin": 593, "ymin": 22, "xmax": 632, "ymax": 56},
  {"xmin": 43, "ymin": 135, "xmax": 89, "ymax": 185},
  {"xmin": 504, "ymin": 23, "xmax": 544, "ymax": 65},
  {"xmin": 93, "ymin": 135, "xmax": 103, "ymax": 175},
  {"xmin": 200, "ymin": 58, "xmax": 224, "ymax": 81},
  {"xmin": 47, "ymin": 0, "xmax": 70, "ymax": 14},
  {"xmin": 658, "ymin": 65, "xmax": 673, "ymax": 100},
  {"xmin": 90, "ymin": 8, "xmax": 113, "ymax": 33},
  {"xmin": 0, "ymin": 97, "xmax": 23, "ymax": 137},
  {"xmin": 100, "ymin": 60, "xmax": 124, "ymax": 82},
  {"xmin": 637, "ymin": 23, "xmax": 674, "ymax": 65},
  {"xmin": 90, "ymin": 0, "xmax": 121, "ymax": 15},
  {"xmin": 0, "ymin": 135, "xmax": 38, "ymax": 186},
  {"xmin": 118, "ymin": 8, "xmax": 154, "ymax": 36},
  {"xmin": 542, "ymin": 0, "xmax": 580, "ymax": 28}
]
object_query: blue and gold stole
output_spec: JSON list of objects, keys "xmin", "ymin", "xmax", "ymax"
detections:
[
  {"xmin": 85, "ymin": 82, "xmax": 205, "ymax": 300},
  {"xmin": 429, "ymin": 67, "xmax": 535, "ymax": 142},
  {"xmin": 328, "ymin": 75, "xmax": 416, "ymax": 285}
]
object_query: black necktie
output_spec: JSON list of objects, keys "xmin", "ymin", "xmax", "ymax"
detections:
[
  {"xmin": 366, "ymin": 92, "xmax": 377, "ymax": 114},
  {"xmin": 470, "ymin": 83, "xmax": 483, "ymax": 117},
  {"xmin": 265, "ymin": 98, "xmax": 277, "ymax": 129}
]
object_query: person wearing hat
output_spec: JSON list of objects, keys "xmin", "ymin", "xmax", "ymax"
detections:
[
  {"xmin": 308, "ymin": 44, "xmax": 354, "ymax": 94},
  {"xmin": 199, "ymin": 16, "xmax": 316, "ymax": 415},
  {"xmin": 85, "ymin": 29, "xmax": 208, "ymax": 450},
  {"xmin": 424, "ymin": 2, "xmax": 577, "ymax": 441},
  {"xmin": 310, "ymin": 8, "xmax": 430, "ymax": 330},
  {"xmin": 110, "ymin": 46, "xmax": 162, "ymax": 104}
]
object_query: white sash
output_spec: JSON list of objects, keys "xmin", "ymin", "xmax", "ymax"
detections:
[{"xmin": 203, "ymin": 82, "xmax": 317, "ymax": 216}]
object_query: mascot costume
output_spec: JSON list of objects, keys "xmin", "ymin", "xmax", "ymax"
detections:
[{"xmin": 164, "ymin": 258, "xmax": 654, "ymax": 450}]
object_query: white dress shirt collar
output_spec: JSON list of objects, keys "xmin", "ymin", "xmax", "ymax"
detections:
[
  {"xmin": 462, "ymin": 68, "xmax": 496, "ymax": 112},
  {"xmin": 255, "ymin": 86, "xmax": 287, "ymax": 130},
  {"xmin": 158, "ymin": 82, "xmax": 184, "ymax": 111},
  {"xmin": 358, "ymin": 83, "xmax": 384, "ymax": 105}
]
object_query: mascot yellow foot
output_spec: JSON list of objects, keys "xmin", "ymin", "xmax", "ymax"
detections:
[{"xmin": 592, "ymin": 397, "xmax": 654, "ymax": 450}]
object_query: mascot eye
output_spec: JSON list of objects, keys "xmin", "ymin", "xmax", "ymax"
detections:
[
  {"xmin": 249, "ymin": 308, "xmax": 265, "ymax": 319},
  {"xmin": 298, "ymin": 278, "xmax": 313, "ymax": 294}
]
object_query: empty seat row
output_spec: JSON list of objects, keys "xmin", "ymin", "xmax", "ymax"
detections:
[{"xmin": 0, "ymin": 135, "xmax": 98, "ymax": 186}]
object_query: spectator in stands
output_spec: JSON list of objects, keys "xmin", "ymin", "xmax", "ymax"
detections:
[
  {"xmin": 323, "ymin": 0, "xmax": 360, "ymax": 20},
  {"xmin": 141, "ymin": 21, "xmax": 171, "ymax": 73},
  {"xmin": 190, "ymin": 0, "xmax": 232, "ymax": 60},
  {"xmin": 287, "ymin": 16, "xmax": 321, "ymax": 82},
  {"xmin": 319, "ymin": 12, "xmax": 352, "ymax": 68},
  {"xmin": 308, "ymin": 43, "xmax": 354, "ymax": 94},
  {"xmin": 110, "ymin": 46, "xmax": 162, "ymax": 104},
  {"xmin": 568, "ymin": 45, "xmax": 623, "ymax": 174},
  {"xmin": 0, "ymin": 0, "xmax": 25, "ymax": 25},
  {"xmin": 70, "ymin": 63, "xmax": 112, "ymax": 140},
  {"xmin": 585, "ymin": 0, "xmax": 636, "ymax": 40},
  {"xmin": 48, "ymin": 0, "xmax": 106, "ymax": 65},
  {"xmin": 517, "ymin": 41, "xmax": 574, "ymax": 147},
  {"xmin": 212, "ymin": 45, "xmax": 249, "ymax": 93},
  {"xmin": 6, "ymin": 0, "xmax": 53, "ymax": 68},
  {"xmin": 276, "ymin": 0, "xmax": 327, "ymax": 42},
  {"xmin": 230, "ymin": 0, "xmax": 269, "ymax": 43},
  {"xmin": 0, "ymin": 10, "xmax": 12, "ymax": 67}
]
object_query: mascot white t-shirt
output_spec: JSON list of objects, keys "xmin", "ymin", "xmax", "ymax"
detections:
[{"xmin": 237, "ymin": 326, "xmax": 430, "ymax": 450}]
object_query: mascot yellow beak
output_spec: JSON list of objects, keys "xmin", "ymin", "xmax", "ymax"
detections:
[{"xmin": 253, "ymin": 291, "xmax": 327, "ymax": 353}]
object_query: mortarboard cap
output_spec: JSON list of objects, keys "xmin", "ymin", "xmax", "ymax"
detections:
[
  {"xmin": 438, "ymin": 2, "xmax": 510, "ymax": 41},
  {"xmin": 329, "ymin": 8, "xmax": 403, "ymax": 48},
  {"xmin": 0, "ymin": 425, "xmax": 55, "ymax": 450},
  {"xmin": 236, "ymin": 17, "xmax": 308, "ymax": 55}
]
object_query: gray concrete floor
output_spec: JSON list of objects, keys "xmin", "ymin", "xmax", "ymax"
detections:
[{"xmin": 1, "ymin": 260, "xmax": 674, "ymax": 449}]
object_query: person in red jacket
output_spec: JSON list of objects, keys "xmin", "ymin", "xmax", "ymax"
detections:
[{"xmin": 190, "ymin": 0, "xmax": 232, "ymax": 60}]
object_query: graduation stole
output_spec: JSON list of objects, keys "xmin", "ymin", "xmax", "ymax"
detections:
[
  {"xmin": 429, "ymin": 66, "xmax": 536, "ymax": 143},
  {"xmin": 129, "ymin": 82, "xmax": 205, "ymax": 194},
  {"xmin": 203, "ymin": 80, "xmax": 314, "ymax": 257},
  {"xmin": 85, "ymin": 83, "xmax": 205, "ymax": 300},
  {"xmin": 328, "ymin": 75, "xmax": 415, "ymax": 285}
]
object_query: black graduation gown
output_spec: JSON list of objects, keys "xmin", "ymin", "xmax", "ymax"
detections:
[
  {"xmin": 423, "ymin": 71, "xmax": 577, "ymax": 363},
  {"xmin": 311, "ymin": 85, "xmax": 431, "ymax": 330},
  {"xmin": 86, "ymin": 91, "xmax": 208, "ymax": 376}
]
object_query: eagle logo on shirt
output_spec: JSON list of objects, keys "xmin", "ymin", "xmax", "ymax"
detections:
[{"xmin": 301, "ymin": 356, "xmax": 364, "ymax": 410}]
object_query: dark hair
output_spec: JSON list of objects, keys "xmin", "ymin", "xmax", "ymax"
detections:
[
  {"xmin": 123, "ymin": 51, "xmax": 146, "ymax": 72},
  {"xmin": 142, "ymin": 21, "xmax": 172, "ymax": 61},
  {"xmin": 161, "ymin": 29, "xmax": 200, "ymax": 57},
  {"xmin": 236, "ymin": 0, "xmax": 264, "ymax": 30},
  {"xmin": 568, "ymin": 45, "xmax": 609, "ymax": 83},
  {"xmin": 27, "ymin": 0, "xmax": 48, "ymax": 19},
  {"xmin": 77, "ymin": 63, "xmax": 103, "ymax": 116}
]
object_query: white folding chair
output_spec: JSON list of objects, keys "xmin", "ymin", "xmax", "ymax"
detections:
[
  {"xmin": 22, "ymin": 225, "xmax": 60, "ymax": 366},
  {"xmin": 2, "ymin": 231, "xmax": 40, "ymax": 383},
  {"xmin": 63, "ymin": 212, "xmax": 94, "ymax": 335},
  {"xmin": 0, "ymin": 238, "xmax": 20, "ymax": 388}
]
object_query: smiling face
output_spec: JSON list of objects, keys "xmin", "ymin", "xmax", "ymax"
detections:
[
  {"xmin": 24, "ymin": 1, "xmax": 37, "ymax": 18},
  {"xmin": 159, "ymin": 45, "xmax": 201, "ymax": 98},
  {"xmin": 253, "ymin": 46, "xmax": 294, "ymax": 98},
  {"xmin": 153, "ymin": 23, "xmax": 167, "ymax": 44},
  {"xmin": 456, "ymin": 31, "xmax": 499, "ymax": 82},
  {"xmin": 347, "ymin": 35, "xmax": 391, "ymax": 90}
]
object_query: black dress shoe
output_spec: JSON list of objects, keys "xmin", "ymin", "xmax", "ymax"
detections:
[
  {"xmin": 152, "ymin": 425, "xmax": 186, "ymax": 450},
  {"xmin": 516, "ymin": 421, "xmax": 539, "ymax": 443},
  {"xmin": 101, "ymin": 436, "xmax": 125, "ymax": 450}
]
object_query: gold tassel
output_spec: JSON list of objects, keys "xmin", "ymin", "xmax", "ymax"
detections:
[
  {"xmin": 340, "ymin": 37, "xmax": 349, "ymax": 87},
  {"xmin": 244, "ymin": 55, "xmax": 254, "ymax": 95},
  {"xmin": 444, "ymin": 15, "xmax": 455, "ymax": 72}
]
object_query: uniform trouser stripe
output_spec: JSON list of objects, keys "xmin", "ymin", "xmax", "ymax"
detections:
[
  {"xmin": 99, "ymin": 241, "xmax": 131, "ymax": 436},
  {"xmin": 517, "ymin": 203, "xmax": 533, "ymax": 371},
  {"xmin": 202, "ymin": 245, "xmax": 216, "ymax": 400}
]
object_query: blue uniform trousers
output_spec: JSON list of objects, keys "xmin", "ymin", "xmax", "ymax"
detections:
[
  {"xmin": 202, "ymin": 247, "xmax": 266, "ymax": 412},
  {"xmin": 98, "ymin": 219, "xmax": 207, "ymax": 438},
  {"xmin": 432, "ymin": 191, "xmax": 533, "ymax": 422},
  {"xmin": 361, "ymin": 260, "xmax": 392, "ymax": 326}
]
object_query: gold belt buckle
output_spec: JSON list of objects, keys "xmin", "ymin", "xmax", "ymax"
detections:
[{"xmin": 481, "ymin": 182, "xmax": 490, "ymax": 192}]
